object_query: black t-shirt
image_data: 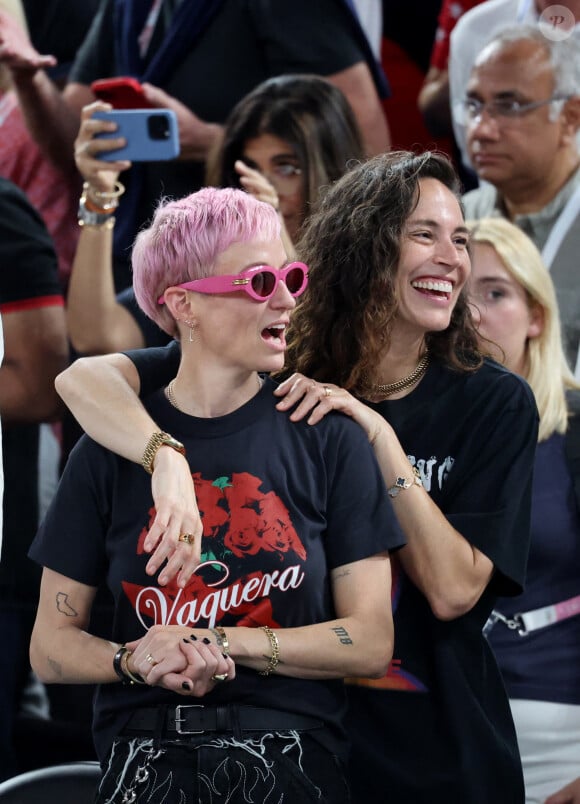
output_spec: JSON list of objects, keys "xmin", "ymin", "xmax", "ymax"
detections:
[
  {"xmin": 69, "ymin": 0, "xmax": 374, "ymax": 287},
  {"xmin": 30, "ymin": 376, "xmax": 405, "ymax": 762},
  {"xmin": 0, "ymin": 177, "xmax": 63, "ymax": 605},
  {"xmin": 346, "ymin": 358, "xmax": 539, "ymax": 804}
]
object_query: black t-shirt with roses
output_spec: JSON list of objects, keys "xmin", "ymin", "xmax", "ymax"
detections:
[{"xmin": 30, "ymin": 376, "xmax": 404, "ymax": 762}]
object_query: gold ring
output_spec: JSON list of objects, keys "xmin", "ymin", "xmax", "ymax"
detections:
[
  {"xmin": 178, "ymin": 533, "xmax": 195, "ymax": 545},
  {"xmin": 145, "ymin": 653, "xmax": 158, "ymax": 666},
  {"xmin": 211, "ymin": 673, "xmax": 228, "ymax": 683},
  {"xmin": 323, "ymin": 386, "xmax": 332, "ymax": 397}
]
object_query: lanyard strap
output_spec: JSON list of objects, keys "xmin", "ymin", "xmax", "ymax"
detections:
[{"xmin": 487, "ymin": 594, "xmax": 580, "ymax": 637}]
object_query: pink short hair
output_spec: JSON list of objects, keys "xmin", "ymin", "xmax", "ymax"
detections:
[{"xmin": 132, "ymin": 186, "xmax": 281, "ymax": 335}]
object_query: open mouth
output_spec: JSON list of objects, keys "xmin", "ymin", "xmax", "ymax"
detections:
[
  {"xmin": 261, "ymin": 323, "xmax": 287, "ymax": 345},
  {"xmin": 411, "ymin": 279, "xmax": 453, "ymax": 301}
]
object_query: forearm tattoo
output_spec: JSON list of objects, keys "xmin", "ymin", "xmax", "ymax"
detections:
[
  {"xmin": 48, "ymin": 656, "xmax": 63, "ymax": 678},
  {"xmin": 56, "ymin": 592, "xmax": 78, "ymax": 617},
  {"xmin": 331, "ymin": 626, "xmax": 353, "ymax": 645}
]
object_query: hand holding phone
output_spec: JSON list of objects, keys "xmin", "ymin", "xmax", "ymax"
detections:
[
  {"xmin": 93, "ymin": 109, "xmax": 180, "ymax": 162},
  {"xmin": 91, "ymin": 77, "xmax": 154, "ymax": 109}
]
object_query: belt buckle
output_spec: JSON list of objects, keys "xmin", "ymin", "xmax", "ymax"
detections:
[{"xmin": 174, "ymin": 704, "xmax": 204, "ymax": 735}]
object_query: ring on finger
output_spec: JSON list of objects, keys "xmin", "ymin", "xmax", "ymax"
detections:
[
  {"xmin": 178, "ymin": 533, "xmax": 195, "ymax": 545},
  {"xmin": 145, "ymin": 653, "xmax": 158, "ymax": 666},
  {"xmin": 211, "ymin": 673, "xmax": 229, "ymax": 683},
  {"xmin": 323, "ymin": 386, "xmax": 332, "ymax": 398}
]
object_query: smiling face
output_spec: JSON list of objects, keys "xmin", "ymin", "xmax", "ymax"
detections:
[
  {"xmin": 465, "ymin": 39, "xmax": 568, "ymax": 194},
  {"xmin": 469, "ymin": 242, "xmax": 543, "ymax": 375},
  {"xmin": 392, "ymin": 178, "xmax": 470, "ymax": 344},
  {"xmin": 191, "ymin": 237, "xmax": 296, "ymax": 375},
  {"xmin": 242, "ymin": 133, "xmax": 306, "ymax": 241}
]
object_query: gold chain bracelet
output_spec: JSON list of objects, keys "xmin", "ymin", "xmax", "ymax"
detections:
[{"xmin": 258, "ymin": 625, "xmax": 280, "ymax": 676}]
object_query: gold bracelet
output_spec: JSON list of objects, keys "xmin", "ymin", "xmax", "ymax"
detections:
[
  {"xmin": 387, "ymin": 467, "xmax": 423, "ymax": 498},
  {"xmin": 210, "ymin": 626, "xmax": 230, "ymax": 656},
  {"xmin": 258, "ymin": 625, "xmax": 280, "ymax": 676},
  {"xmin": 120, "ymin": 648, "xmax": 146, "ymax": 685},
  {"xmin": 83, "ymin": 180, "xmax": 126, "ymax": 204},
  {"xmin": 141, "ymin": 431, "xmax": 186, "ymax": 474}
]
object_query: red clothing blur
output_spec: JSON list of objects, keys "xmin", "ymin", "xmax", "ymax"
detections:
[
  {"xmin": 0, "ymin": 90, "xmax": 79, "ymax": 292},
  {"xmin": 430, "ymin": 0, "xmax": 483, "ymax": 70}
]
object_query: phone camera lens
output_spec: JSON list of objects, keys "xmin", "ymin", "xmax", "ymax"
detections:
[{"xmin": 147, "ymin": 114, "xmax": 170, "ymax": 140}]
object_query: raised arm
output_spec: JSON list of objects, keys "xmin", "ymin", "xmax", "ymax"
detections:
[
  {"xmin": 326, "ymin": 61, "xmax": 391, "ymax": 156},
  {"xmin": 0, "ymin": 8, "xmax": 94, "ymax": 174},
  {"xmin": 67, "ymin": 102, "xmax": 144, "ymax": 355},
  {"xmin": 56, "ymin": 352, "xmax": 203, "ymax": 586}
]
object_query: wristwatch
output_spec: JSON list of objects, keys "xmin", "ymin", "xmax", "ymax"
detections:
[
  {"xmin": 141, "ymin": 431, "xmax": 186, "ymax": 474},
  {"xmin": 78, "ymin": 195, "xmax": 115, "ymax": 227}
]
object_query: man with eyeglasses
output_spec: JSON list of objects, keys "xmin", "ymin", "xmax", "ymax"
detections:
[
  {"xmin": 459, "ymin": 26, "xmax": 580, "ymax": 374},
  {"xmin": 449, "ymin": 0, "xmax": 580, "ymax": 167}
]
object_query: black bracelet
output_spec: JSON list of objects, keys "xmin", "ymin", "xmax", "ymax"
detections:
[{"xmin": 113, "ymin": 644, "xmax": 145, "ymax": 686}]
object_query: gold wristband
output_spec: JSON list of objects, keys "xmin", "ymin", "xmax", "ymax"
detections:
[
  {"xmin": 387, "ymin": 467, "xmax": 423, "ymax": 498},
  {"xmin": 211, "ymin": 626, "xmax": 230, "ymax": 656},
  {"xmin": 141, "ymin": 431, "xmax": 186, "ymax": 474},
  {"xmin": 258, "ymin": 625, "xmax": 280, "ymax": 676}
]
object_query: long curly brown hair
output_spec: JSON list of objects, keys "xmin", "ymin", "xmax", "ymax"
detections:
[{"xmin": 284, "ymin": 150, "xmax": 482, "ymax": 396}]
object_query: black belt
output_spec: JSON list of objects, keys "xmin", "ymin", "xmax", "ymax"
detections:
[{"xmin": 123, "ymin": 705, "xmax": 323, "ymax": 736}]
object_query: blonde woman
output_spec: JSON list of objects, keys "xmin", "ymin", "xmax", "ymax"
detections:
[{"xmin": 469, "ymin": 217, "xmax": 580, "ymax": 804}]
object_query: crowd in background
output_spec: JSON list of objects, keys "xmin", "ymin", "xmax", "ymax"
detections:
[{"xmin": 0, "ymin": 1, "xmax": 579, "ymax": 803}]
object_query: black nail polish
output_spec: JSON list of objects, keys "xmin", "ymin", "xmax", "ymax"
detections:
[
  {"xmin": 222, "ymin": 653, "xmax": 228, "ymax": 660},
  {"xmin": 202, "ymin": 637, "xmax": 211, "ymax": 645},
  {"xmin": 190, "ymin": 634, "xmax": 197, "ymax": 641},
  {"xmin": 183, "ymin": 638, "xmax": 190, "ymax": 643},
  {"xmin": 182, "ymin": 681, "xmax": 191, "ymax": 690}
]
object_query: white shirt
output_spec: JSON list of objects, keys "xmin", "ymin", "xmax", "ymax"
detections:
[{"xmin": 351, "ymin": 0, "xmax": 383, "ymax": 60}]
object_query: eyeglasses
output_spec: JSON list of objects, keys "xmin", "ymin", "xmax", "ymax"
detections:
[
  {"xmin": 454, "ymin": 95, "xmax": 571, "ymax": 125},
  {"xmin": 158, "ymin": 262, "xmax": 309, "ymax": 304},
  {"xmin": 264, "ymin": 163, "xmax": 303, "ymax": 194}
]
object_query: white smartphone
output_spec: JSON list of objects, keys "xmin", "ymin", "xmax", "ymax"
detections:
[{"xmin": 93, "ymin": 109, "xmax": 180, "ymax": 162}]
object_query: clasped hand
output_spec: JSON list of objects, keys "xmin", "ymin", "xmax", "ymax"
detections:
[{"xmin": 126, "ymin": 625, "xmax": 235, "ymax": 697}]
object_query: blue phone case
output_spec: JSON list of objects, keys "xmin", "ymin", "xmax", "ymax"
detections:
[{"xmin": 93, "ymin": 109, "xmax": 180, "ymax": 162}]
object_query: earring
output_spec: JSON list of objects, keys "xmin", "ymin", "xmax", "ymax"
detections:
[{"xmin": 185, "ymin": 320, "xmax": 195, "ymax": 342}]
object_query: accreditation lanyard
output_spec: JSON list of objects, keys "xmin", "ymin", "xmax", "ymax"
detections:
[{"xmin": 486, "ymin": 594, "xmax": 580, "ymax": 637}]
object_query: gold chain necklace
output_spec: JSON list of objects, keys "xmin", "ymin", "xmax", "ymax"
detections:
[
  {"xmin": 165, "ymin": 376, "xmax": 263, "ymax": 412},
  {"xmin": 373, "ymin": 351, "xmax": 430, "ymax": 397},
  {"xmin": 165, "ymin": 379, "xmax": 183, "ymax": 412}
]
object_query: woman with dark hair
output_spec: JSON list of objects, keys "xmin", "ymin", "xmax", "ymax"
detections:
[
  {"xmin": 67, "ymin": 75, "xmax": 364, "ymax": 356},
  {"xmin": 56, "ymin": 150, "xmax": 539, "ymax": 802},
  {"xmin": 207, "ymin": 74, "xmax": 364, "ymax": 249}
]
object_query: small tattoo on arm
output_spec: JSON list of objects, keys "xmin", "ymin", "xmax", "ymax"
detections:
[
  {"xmin": 332, "ymin": 568, "xmax": 351, "ymax": 581},
  {"xmin": 56, "ymin": 592, "xmax": 78, "ymax": 617},
  {"xmin": 48, "ymin": 657, "xmax": 63, "ymax": 678},
  {"xmin": 331, "ymin": 626, "xmax": 353, "ymax": 645}
]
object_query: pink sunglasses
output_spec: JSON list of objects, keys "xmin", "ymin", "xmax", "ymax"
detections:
[{"xmin": 158, "ymin": 262, "xmax": 309, "ymax": 304}]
